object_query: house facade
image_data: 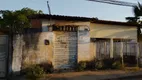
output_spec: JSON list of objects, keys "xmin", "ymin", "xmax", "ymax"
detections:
[
  {"xmin": 10, "ymin": 14, "xmax": 140, "ymax": 74},
  {"xmin": 90, "ymin": 21, "xmax": 138, "ymax": 59},
  {"xmin": 0, "ymin": 29, "xmax": 9, "ymax": 78}
]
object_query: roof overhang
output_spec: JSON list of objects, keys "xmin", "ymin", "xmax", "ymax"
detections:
[{"xmin": 28, "ymin": 14, "xmax": 141, "ymax": 27}]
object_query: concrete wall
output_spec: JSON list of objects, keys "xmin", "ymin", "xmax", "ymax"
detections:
[
  {"xmin": 12, "ymin": 19, "xmax": 139, "ymax": 71},
  {"xmin": 90, "ymin": 23, "xmax": 137, "ymax": 40},
  {"xmin": 78, "ymin": 29, "xmax": 91, "ymax": 61},
  {"xmin": 90, "ymin": 23, "xmax": 137, "ymax": 58},
  {"xmin": 42, "ymin": 20, "xmax": 92, "ymax": 62},
  {"xmin": 53, "ymin": 31, "xmax": 77, "ymax": 69},
  {"xmin": 12, "ymin": 19, "xmax": 93, "ymax": 71},
  {"xmin": 12, "ymin": 32, "xmax": 54, "ymax": 73}
]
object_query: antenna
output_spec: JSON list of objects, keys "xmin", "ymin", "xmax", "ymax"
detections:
[{"xmin": 47, "ymin": 1, "xmax": 51, "ymax": 15}]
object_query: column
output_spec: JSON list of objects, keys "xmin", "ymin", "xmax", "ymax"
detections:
[
  {"xmin": 121, "ymin": 41, "xmax": 124, "ymax": 67},
  {"xmin": 137, "ymin": 43, "xmax": 139, "ymax": 67},
  {"xmin": 110, "ymin": 38, "xmax": 113, "ymax": 58}
]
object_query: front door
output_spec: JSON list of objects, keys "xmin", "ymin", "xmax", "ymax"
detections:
[{"xmin": 54, "ymin": 31, "xmax": 77, "ymax": 69}]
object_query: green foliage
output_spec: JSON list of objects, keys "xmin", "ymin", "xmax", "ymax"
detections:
[
  {"xmin": 0, "ymin": 8, "xmax": 43, "ymax": 33},
  {"xmin": 95, "ymin": 60, "xmax": 104, "ymax": 70},
  {"xmin": 76, "ymin": 61, "xmax": 87, "ymax": 71},
  {"xmin": 26, "ymin": 64, "xmax": 45, "ymax": 80},
  {"xmin": 112, "ymin": 61, "xmax": 122, "ymax": 69},
  {"xmin": 86, "ymin": 59, "xmax": 96, "ymax": 70},
  {"xmin": 133, "ymin": 2, "xmax": 142, "ymax": 17},
  {"xmin": 75, "ymin": 58, "xmax": 122, "ymax": 71},
  {"xmin": 103, "ymin": 58, "xmax": 114, "ymax": 69},
  {"xmin": 39, "ymin": 62, "xmax": 54, "ymax": 73}
]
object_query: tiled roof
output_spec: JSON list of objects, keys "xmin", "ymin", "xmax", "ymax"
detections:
[
  {"xmin": 29, "ymin": 14, "xmax": 140, "ymax": 26},
  {"xmin": 28, "ymin": 14, "xmax": 97, "ymax": 21}
]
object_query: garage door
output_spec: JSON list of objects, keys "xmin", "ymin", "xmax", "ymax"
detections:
[
  {"xmin": 54, "ymin": 32, "xmax": 77, "ymax": 69},
  {"xmin": 0, "ymin": 35, "xmax": 8, "ymax": 77}
]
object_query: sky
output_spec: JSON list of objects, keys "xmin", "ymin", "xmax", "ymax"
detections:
[{"xmin": 0, "ymin": 0, "xmax": 142, "ymax": 21}]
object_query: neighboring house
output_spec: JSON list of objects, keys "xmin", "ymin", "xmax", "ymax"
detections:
[
  {"xmin": 2, "ymin": 14, "xmax": 140, "ymax": 75},
  {"xmin": 0, "ymin": 29, "xmax": 9, "ymax": 78},
  {"xmin": 90, "ymin": 20, "xmax": 138, "ymax": 59}
]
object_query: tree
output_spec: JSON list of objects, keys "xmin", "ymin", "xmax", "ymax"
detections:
[
  {"xmin": 126, "ymin": 2, "xmax": 142, "ymax": 24},
  {"xmin": 0, "ymin": 8, "xmax": 43, "ymax": 33},
  {"xmin": 125, "ymin": 17, "xmax": 139, "ymax": 23},
  {"xmin": 0, "ymin": 8, "xmax": 43, "ymax": 76},
  {"xmin": 133, "ymin": 2, "xmax": 142, "ymax": 17}
]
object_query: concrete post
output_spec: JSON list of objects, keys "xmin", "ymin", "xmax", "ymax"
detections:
[
  {"xmin": 110, "ymin": 38, "xmax": 113, "ymax": 58},
  {"xmin": 121, "ymin": 41, "xmax": 124, "ymax": 67},
  {"xmin": 137, "ymin": 43, "xmax": 139, "ymax": 67}
]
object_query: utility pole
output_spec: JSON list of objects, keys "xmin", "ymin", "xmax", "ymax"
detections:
[
  {"xmin": 47, "ymin": 1, "xmax": 52, "ymax": 31},
  {"xmin": 47, "ymin": 1, "xmax": 51, "ymax": 15}
]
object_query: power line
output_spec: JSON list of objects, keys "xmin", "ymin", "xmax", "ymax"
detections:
[{"xmin": 87, "ymin": 0, "xmax": 137, "ymax": 7}]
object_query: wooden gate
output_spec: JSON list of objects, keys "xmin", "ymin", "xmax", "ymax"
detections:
[
  {"xmin": 0, "ymin": 35, "xmax": 8, "ymax": 77},
  {"xmin": 54, "ymin": 32, "xmax": 77, "ymax": 69}
]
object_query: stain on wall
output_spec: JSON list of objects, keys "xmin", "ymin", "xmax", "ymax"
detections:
[
  {"xmin": 78, "ymin": 29, "xmax": 91, "ymax": 61},
  {"xmin": 53, "ymin": 31, "xmax": 77, "ymax": 69},
  {"xmin": 12, "ymin": 32, "xmax": 54, "ymax": 72},
  {"xmin": 12, "ymin": 20, "xmax": 97, "ymax": 71},
  {"xmin": 42, "ymin": 20, "xmax": 92, "ymax": 62}
]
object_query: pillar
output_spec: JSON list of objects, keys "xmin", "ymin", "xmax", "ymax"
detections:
[
  {"xmin": 137, "ymin": 43, "xmax": 140, "ymax": 67},
  {"xmin": 120, "ymin": 41, "xmax": 124, "ymax": 67},
  {"xmin": 110, "ymin": 38, "xmax": 113, "ymax": 58}
]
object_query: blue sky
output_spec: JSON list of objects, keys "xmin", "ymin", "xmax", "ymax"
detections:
[{"xmin": 0, "ymin": 0, "xmax": 142, "ymax": 21}]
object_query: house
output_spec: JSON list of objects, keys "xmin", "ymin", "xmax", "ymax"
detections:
[
  {"xmin": 4, "ymin": 14, "xmax": 140, "ymax": 75},
  {"xmin": 0, "ymin": 29, "xmax": 9, "ymax": 78}
]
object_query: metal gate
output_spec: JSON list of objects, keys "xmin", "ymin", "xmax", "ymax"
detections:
[
  {"xmin": 123, "ymin": 42, "xmax": 137, "ymax": 66},
  {"xmin": 54, "ymin": 32, "xmax": 77, "ymax": 69},
  {"xmin": 96, "ymin": 40, "xmax": 110, "ymax": 59},
  {"xmin": 114, "ymin": 41, "xmax": 137, "ymax": 66},
  {"xmin": 0, "ymin": 35, "xmax": 8, "ymax": 77}
]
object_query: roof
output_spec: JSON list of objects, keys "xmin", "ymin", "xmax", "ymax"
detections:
[
  {"xmin": 92, "ymin": 20, "xmax": 140, "ymax": 26},
  {"xmin": 29, "ymin": 14, "xmax": 97, "ymax": 21},
  {"xmin": 29, "ymin": 14, "xmax": 140, "ymax": 26}
]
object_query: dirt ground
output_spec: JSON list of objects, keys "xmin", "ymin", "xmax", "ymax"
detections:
[
  {"xmin": 47, "ymin": 70, "xmax": 141, "ymax": 80},
  {"xmin": 10, "ymin": 70, "xmax": 142, "ymax": 80}
]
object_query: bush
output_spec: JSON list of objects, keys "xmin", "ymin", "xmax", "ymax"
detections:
[
  {"xmin": 75, "ymin": 58, "xmax": 122, "ymax": 71},
  {"xmin": 95, "ymin": 60, "xmax": 104, "ymax": 70},
  {"xmin": 39, "ymin": 62, "xmax": 53, "ymax": 73},
  {"xmin": 26, "ymin": 64, "xmax": 45, "ymax": 80},
  {"xmin": 86, "ymin": 60, "xmax": 96, "ymax": 70},
  {"xmin": 76, "ymin": 61, "xmax": 87, "ymax": 71},
  {"xmin": 112, "ymin": 61, "xmax": 122, "ymax": 69},
  {"xmin": 103, "ymin": 58, "xmax": 114, "ymax": 69}
]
